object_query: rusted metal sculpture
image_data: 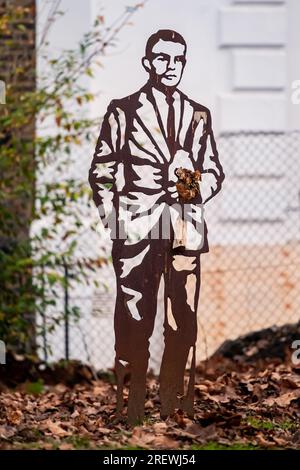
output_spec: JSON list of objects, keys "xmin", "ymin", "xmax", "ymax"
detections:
[{"xmin": 89, "ymin": 29, "xmax": 225, "ymax": 425}]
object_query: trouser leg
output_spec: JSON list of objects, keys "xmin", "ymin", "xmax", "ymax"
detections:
[
  {"xmin": 112, "ymin": 240, "xmax": 163, "ymax": 425},
  {"xmin": 160, "ymin": 252, "xmax": 201, "ymax": 418}
]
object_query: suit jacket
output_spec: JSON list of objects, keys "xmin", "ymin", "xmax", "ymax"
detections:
[{"xmin": 89, "ymin": 82, "xmax": 225, "ymax": 252}]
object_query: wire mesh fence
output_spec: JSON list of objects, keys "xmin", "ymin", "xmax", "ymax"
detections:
[{"xmin": 37, "ymin": 131, "xmax": 300, "ymax": 373}]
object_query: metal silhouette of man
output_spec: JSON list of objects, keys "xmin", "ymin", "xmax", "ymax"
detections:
[{"xmin": 89, "ymin": 29, "xmax": 225, "ymax": 424}]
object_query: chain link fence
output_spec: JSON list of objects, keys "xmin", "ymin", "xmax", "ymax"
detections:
[{"xmin": 36, "ymin": 131, "xmax": 300, "ymax": 372}]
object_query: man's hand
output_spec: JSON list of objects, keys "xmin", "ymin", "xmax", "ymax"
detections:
[{"xmin": 167, "ymin": 148, "xmax": 196, "ymax": 201}]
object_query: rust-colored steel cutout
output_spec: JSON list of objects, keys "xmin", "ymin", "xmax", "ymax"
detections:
[{"xmin": 89, "ymin": 30, "xmax": 225, "ymax": 425}]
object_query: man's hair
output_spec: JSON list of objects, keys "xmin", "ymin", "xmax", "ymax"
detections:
[{"xmin": 145, "ymin": 29, "xmax": 187, "ymax": 58}]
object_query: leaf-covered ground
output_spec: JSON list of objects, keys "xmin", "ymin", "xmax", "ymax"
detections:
[{"xmin": 1, "ymin": 356, "xmax": 300, "ymax": 450}]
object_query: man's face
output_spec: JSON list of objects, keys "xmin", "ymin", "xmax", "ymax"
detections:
[{"xmin": 146, "ymin": 39, "xmax": 186, "ymax": 88}]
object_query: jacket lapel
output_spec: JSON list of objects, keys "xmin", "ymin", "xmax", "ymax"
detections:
[
  {"xmin": 133, "ymin": 85, "xmax": 198, "ymax": 164},
  {"xmin": 135, "ymin": 88, "xmax": 172, "ymax": 163},
  {"xmin": 177, "ymin": 93, "xmax": 194, "ymax": 149}
]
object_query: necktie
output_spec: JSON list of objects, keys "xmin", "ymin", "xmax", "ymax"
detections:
[{"xmin": 166, "ymin": 94, "xmax": 176, "ymax": 157}]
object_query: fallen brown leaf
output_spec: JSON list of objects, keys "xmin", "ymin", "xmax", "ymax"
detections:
[
  {"xmin": 264, "ymin": 389, "xmax": 300, "ymax": 407},
  {"xmin": 6, "ymin": 409, "xmax": 23, "ymax": 426},
  {"xmin": 42, "ymin": 419, "xmax": 71, "ymax": 437}
]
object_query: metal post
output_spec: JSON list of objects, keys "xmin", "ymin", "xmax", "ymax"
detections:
[
  {"xmin": 63, "ymin": 261, "xmax": 69, "ymax": 361},
  {"xmin": 41, "ymin": 263, "xmax": 48, "ymax": 362}
]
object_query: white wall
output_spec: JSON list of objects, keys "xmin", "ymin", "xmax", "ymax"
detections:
[
  {"xmin": 36, "ymin": 0, "xmax": 300, "ymax": 368},
  {"xmin": 90, "ymin": 0, "xmax": 230, "ymax": 131}
]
